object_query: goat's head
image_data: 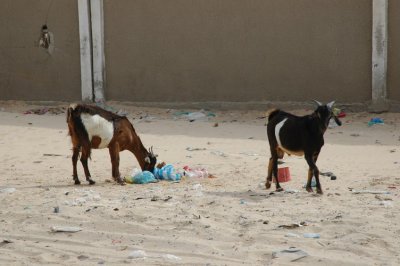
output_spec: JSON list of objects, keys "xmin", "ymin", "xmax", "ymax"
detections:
[
  {"xmin": 313, "ymin": 100, "xmax": 342, "ymax": 127},
  {"xmin": 144, "ymin": 146, "xmax": 157, "ymax": 172}
]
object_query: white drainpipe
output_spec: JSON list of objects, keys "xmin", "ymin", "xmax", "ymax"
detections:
[
  {"xmin": 371, "ymin": 0, "xmax": 388, "ymax": 112},
  {"xmin": 77, "ymin": 0, "xmax": 105, "ymax": 102}
]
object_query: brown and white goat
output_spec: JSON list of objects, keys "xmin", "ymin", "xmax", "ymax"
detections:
[
  {"xmin": 66, "ymin": 103, "xmax": 157, "ymax": 185},
  {"xmin": 266, "ymin": 101, "xmax": 341, "ymax": 194}
]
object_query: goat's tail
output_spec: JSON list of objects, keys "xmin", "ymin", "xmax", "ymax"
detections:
[{"xmin": 267, "ymin": 109, "xmax": 280, "ymax": 122}]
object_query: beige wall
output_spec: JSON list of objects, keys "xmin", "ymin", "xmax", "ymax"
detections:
[
  {"xmin": 388, "ymin": 0, "xmax": 400, "ymax": 101},
  {"xmin": 104, "ymin": 0, "xmax": 372, "ymax": 103},
  {"xmin": 0, "ymin": 0, "xmax": 81, "ymax": 101}
]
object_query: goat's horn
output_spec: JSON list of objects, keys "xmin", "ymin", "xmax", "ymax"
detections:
[
  {"xmin": 327, "ymin": 101, "xmax": 335, "ymax": 109},
  {"xmin": 312, "ymin": 100, "xmax": 322, "ymax": 106}
]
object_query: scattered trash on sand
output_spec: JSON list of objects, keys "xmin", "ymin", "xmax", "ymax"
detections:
[
  {"xmin": 174, "ymin": 110, "xmax": 216, "ymax": 122},
  {"xmin": 187, "ymin": 112, "xmax": 205, "ymax": 122},
  {"xmin": 50, "ymin": 226, "xmax": 82, "ymax": 233},
  {"xmin": 303, "ymin": 233, "xmax": 320, "ymax": 239},
  {"xmin": 128, "ymin": 250, "xmax": 147, "ymax": 259},
  {"xmin": 183, "ymin": 166, "xmax": 209, "ymax": 178},
  {"xmin": 43, "ymin": 153, "xmax": 63, "ymax": 157},
  {"xmin": 328, "ymin": 119, "xmax": 338, "ymax": 129},
  {"xmin": 303, "ymin": 178, "xmax": 317, "ymax": 188},
  {"xmin": 126, "ymin": 164, "xmax": 182, "ymax": 184},
  {"xmin": 125, "ymin": 170, "xmax": 158, "ymax": 184},
  {"xmin": 377, "ymin": 201, "xmax": 393, "ymax": 208},
  {"xmin": 127, "ymin": 250, "xmax": 181, "ymax": 261},
  {"xmin": 368, "ymin": 117, "xmax": 384, "ymax": 126},
  {"xmin": 153, "ymin": 164, "xmax": 182, "ymax": 181},
  {"xmin": 284, "ymin": 189, "xmax": 299, "ymax": 194},
  {"xmin": 53, "ymin": 206, "xmax": 60, "ymax": 213},
  {"xmin": 186, "ymin": 147, "xmax": 206, "ymax": 151},
  {"xmin": 162, "ymin": 254, "xmax": 182, "ymax": 261},
  {"xmin": 240, "ymin": 152, "xmax": 259, "ymax": 156},
  {"xmin": 137, "ymin": 114, "xmax": 156, "ymax": 122},
  {"xmin": 24, "ymin": 107, "xmax": 66, "ymax": 115},
  {"xmin": 285, "ymin": 232, "xmax": 300, "ymax": 238},
  {"xmin": 332, "ymin": 107, "xmax": 346, "ymax": 118},
  {"xmin": 210, "ymin": 150, "xmax": 228, "ymax": 157},
  {"xmin": 63, "ymin": 189, "xmax": 101, "ymax": 206},
  {"xmin": 278, "ymin": 221, "xmax": 308, "ymax": 229},
  {"xmin": 0, "ymin": 240, "xmax": 13, "ymax": 247},
  {"xmin": 0, "ymin": 187, "xmax": 16, "ymax": 194},
  {"xmin": 320, "ymin": 171, "xmax": 337, "ymax": 180},
  {"xmin": 272, "ymin": 247, "xmax": 309, "ymax": 262},
  {"xmin": 351, "ymin": 189, "xmax": 390, "ymax": 195},
  {"xmin": 151, "ymin": 196, "xmax": 172, "ymax": 202}
]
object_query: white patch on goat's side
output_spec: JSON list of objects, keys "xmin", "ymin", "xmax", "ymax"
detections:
[
  {"xmin": 275, "ymin": 118, "xmax": 288, "ymax": 147},
  {"xmin": 80, "ymin": 113, "xmax": 114, "ymax": 149},
  {"xmin": 275, "ymin": 118, "xmax": 304, "ymax": 157}
]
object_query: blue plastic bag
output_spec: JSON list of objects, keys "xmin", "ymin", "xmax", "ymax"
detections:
[
  {"xmin": 368, "ymin": 117, "xmax": 384, "ymax": 126},
  {"xmin": 153, "ymin": 164, "xmax": 181, "ymax": 181},
  {"xmin": 126, "ymin": 171, "xmax": 158, "ymax": 184}
]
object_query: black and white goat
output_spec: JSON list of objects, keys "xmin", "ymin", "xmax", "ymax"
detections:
[
  {"xmin": 265, "ymin": 101, "xmax": 341, "ymax": 194},
  {"xmin": 67, "ymin": 103, "xmax": 157, "ymax": 185}
]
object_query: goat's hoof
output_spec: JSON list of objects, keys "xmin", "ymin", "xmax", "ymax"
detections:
[
  {"xmin": 88, "ymin": 179, "xmax": 96, "ymax": 185},
  {"xmin": 316, "ymin": 189, "xmax": 323, "ymax": 194},
  {"xmin": 265, "ymin": 182, "xmax": 271, "ymax": 189},
  {"xmin": 74, "ymin": 180, "xmax": 81, "ymax": 185},
  {"xmin": 276, "ymin": 187, "xmax": 284, "ymax": 192},
  {"xmin": 306, "ymin": 187, "xmax": 313, "ymax": 193},
  {"xmin": 116, "ymin": 178, "xmax": 125, "ymax": 185}
]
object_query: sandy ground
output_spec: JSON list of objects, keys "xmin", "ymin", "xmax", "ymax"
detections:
[{"xmin": 0, "ymin": 101, "xmax": 399, "ymax": 265}]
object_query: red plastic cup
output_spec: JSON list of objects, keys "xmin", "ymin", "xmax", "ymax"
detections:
[{"xmin": 274, "ymin": 167, "xmax": 291, "ymax": 183}]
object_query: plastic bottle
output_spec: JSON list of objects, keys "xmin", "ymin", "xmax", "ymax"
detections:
[{"xmin": 183, "ymin": 166, "xmax": 209, "ymax": 178}]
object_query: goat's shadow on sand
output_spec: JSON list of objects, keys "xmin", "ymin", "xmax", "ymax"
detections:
[{"xmin": 204, "ymin": 190, "xmax": 300, "ymax": 203}]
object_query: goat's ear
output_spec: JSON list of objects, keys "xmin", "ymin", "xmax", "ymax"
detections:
[
  {"xmin": 312, "ymin": 100, "xmax": 322, "ymax": 106},
  {"xmin": 145, "ymin": 157, "xmax": 150, "ymax": 163},
  {"xmin": 327, "ymin": 101, "xmax": 335, "ymax": 109}
]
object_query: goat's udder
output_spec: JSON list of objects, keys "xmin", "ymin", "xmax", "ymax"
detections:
[{"xmin": 278, "ymin": 146, "xmax": 304, "ymax": 157}]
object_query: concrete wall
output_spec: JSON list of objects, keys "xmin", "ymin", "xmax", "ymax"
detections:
[
  {"xmin": 388, "ymin": 0, "xmax": 400, "ymax": 101},
  {"xmin": 0, "ymin": 0, "xmax": 81, "ymax": 101},
  {"xmin": 104, "ymin": 0, "xmax": 372, "ymax": 103}
]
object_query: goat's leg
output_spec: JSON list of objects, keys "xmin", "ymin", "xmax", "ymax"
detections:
[
  {"xmin": 72, "ymin": 146, "xmax": 81, "ymax": 185},
  {"xmin": 305, "ymin": 153, "xmax": 321, "ymax": 194},
  {"xmin": 272, "ymin": 155, "xmax": 283, "ymax": 192},
  {"xmin": 265, "ymin": 150, "xmax": 283, "ymax": 191},
  {"xmin": 306, "ymin": 168, "xmax": 313, "ymax": 192},
  {"xmin": 80, "ymin": 147, "xmax": 95, "ymax": 185},
  {"xmin": 109, "ymin": 145, "xmax": 124, "ymax": 185},
  {"xmin": 266, "ymin": 157, "xmax": 273, "ymax": 189},
  {"xmin": 313, "ymin": 153, "xmax": 322, "ymax": 194}
]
